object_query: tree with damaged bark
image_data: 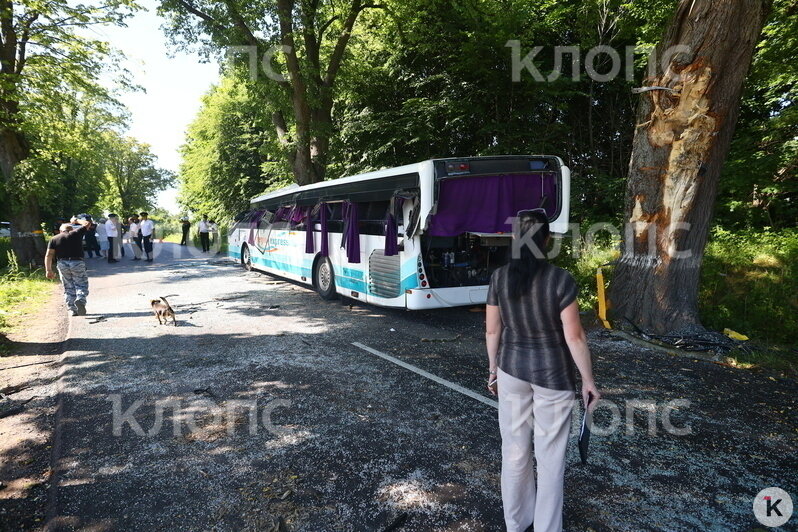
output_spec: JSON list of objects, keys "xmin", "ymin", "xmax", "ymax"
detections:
[
  {"xmin": 609, "ymin": 0, "xmax": 772, "ymax": 335},
  {"xmin": 0, "ymin": 0, "xmax": 135, "ymax": 265},
  {"xmin": 158, "ymin": 0, "xmax": 383, "ymax": 186}
]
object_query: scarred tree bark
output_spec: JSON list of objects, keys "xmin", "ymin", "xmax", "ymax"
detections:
[{"xmin": 609, "ymin": 0, "xmax": 771, "ymax": 334}]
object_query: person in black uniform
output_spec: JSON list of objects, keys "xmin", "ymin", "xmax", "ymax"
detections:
[
  {"xmin": 45, "ymin": 216, "xmax": 92, "ymax": 316},
  {"xmin": 84, "ymin": 220, "xmax": 101, "ymax": 258},
  {"xmin": 180, "ymin": 218, "xmax": 191, "ymax": 246}
]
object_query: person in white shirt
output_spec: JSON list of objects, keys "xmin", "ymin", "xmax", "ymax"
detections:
[
  {"xmin": 104, "ymin": 214, "xmax": 119, "ymax": 263},
  {"xmin": 198, "ymin": 215, "xmax": 210, "ymax": 252},
  {"xmin": 139, "ymin": 212, "xmax": 155, "ymax": 262},
  {"xmin": 128, "ymin": 216, "xmax": 142, "ymax": 260},
  {"xmin": 96, "ymin": 218, "xmax": 109, "ymax": 258}
]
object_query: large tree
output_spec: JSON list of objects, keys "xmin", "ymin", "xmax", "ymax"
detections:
[
  {"xmin": 609, "ymin": 0, "xmax": 772, "ymax": 334},
  {"xmin": 178, "ymin": 76, "xmax": 287, "ymax": 220},
  {"xmin": 0, "ymin": 0, "xmax": 134, "ymax": 265},
  {"xmin": 100, "ymin": 135, "xmax": 174, "ymax": 215},
  {"xmin": 158, "ymin": 0, "xmax": 382, "ymax": 186}
]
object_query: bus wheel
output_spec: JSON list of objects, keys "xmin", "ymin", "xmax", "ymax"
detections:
[
  {"xmin": 241, "ymin": 244, "xmax": 253, "ymax": 271},
  {"xmin": 314, "ymin": 257, "xmax": 338, "ymax": 300}
]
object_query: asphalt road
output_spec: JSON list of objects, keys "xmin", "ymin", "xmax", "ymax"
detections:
[{"xmin": 37, "ymin": 242, "xmax": 797, "ymax": 531}]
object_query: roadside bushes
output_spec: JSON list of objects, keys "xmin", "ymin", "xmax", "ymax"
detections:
[
  {"xmin": 551, "ymin": 226, "xmax": 797, "ymax": 345},
  {"xmin": 699, "ymin": 227, "xmax": 797, "ymax": 345}
]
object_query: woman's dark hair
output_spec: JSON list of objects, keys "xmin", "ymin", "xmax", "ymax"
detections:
[{"xmin": 507, "ymin": 209, "xmax": 550, "ymax": 299}]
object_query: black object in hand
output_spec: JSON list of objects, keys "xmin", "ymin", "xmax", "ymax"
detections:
[{"xmin": 578, "ymin": 392, "xmax": 594, "ymax": 464}]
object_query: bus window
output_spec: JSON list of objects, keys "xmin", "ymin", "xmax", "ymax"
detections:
[{"xmin": 255, "ymin": 213, "xmax": 272, "ymax": 252}]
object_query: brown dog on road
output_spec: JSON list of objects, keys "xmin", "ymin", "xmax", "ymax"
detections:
[{"xmin": 151, "ymin": 296, "xmax": 177, "ymax": 326}]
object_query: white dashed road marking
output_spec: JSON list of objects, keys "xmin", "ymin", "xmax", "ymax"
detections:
[{"xmin": 351, "ymin": 342, "xmax": 498, "ymax": 409}]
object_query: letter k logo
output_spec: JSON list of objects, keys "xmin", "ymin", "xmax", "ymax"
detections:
[
  {"xmin": 754, "ymin": 488, "xmax": 792, "ymax": 527},
  {"xmin": 766, "ymin": 496, "xmax": 783, "ymax": 517}
]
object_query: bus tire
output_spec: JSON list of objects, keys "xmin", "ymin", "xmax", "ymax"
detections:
[
  {"xmin": 314, "ymin": 256, "xmax": 338, "ymax": 300},
  {"xmin": 241, "ymin": 244, "xmax": 253, "ymax": 271}
]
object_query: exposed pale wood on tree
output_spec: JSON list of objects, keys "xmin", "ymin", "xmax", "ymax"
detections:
[{"xmin": 609, "ymin": 0, "xmax": 772, "ymax": 335}]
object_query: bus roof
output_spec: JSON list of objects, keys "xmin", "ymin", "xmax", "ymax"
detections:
[{"xmin": 249, "ymin": 155, "xmax": 563, "ymax": 205}]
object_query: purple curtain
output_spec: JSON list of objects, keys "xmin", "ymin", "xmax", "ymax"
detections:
[
  {"xmin": 305, "ymin": 207, "xmax": 314, "ymax": 254},
  {"xmin": 320, "ymin": 203, "xmax": 329, "ymax": 257},
  {"xmin": 384, "ymin": 213, "xmax": 398, "ymax": 256},
  {"xmin": 342, "ymin": 201, "xmax": 360, "ymax": 263},
  {"xmin": 290, "ymin": 206, "xmax": 305, "ymax": 225},
  {"xmin": 274, "ymin": 206, "xmax": 290, "ymax": 222},
  {"xmin": 427, "ymin": 173, "xmax": 555, "ymax": 237}
]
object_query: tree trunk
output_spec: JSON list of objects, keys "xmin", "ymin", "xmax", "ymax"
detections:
[
  {"xmin": 608, "ymin": 0, "xmax": 771, "ymax": 334},
  {"xmin": 0, "ymin": 127, "xmax": 45, "ymax": 267},
  {"xmin": 7, "ymin": 195, "xmax": 46, "ymax": 266}
]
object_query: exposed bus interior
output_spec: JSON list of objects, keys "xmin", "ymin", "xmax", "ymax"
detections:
[
  {"xmin": 420, "ymin": 233, "xmax": 510, "ymax": 288},
  {"xmin": 420, "ymin": 157, "xmax": 563, "ymax": 289}
]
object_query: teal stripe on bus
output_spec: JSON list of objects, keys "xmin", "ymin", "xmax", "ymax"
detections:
[
  {"xmin": 342, "ymin": 267, "xmax": 364, "ymax": 280},
  {"xmin": 231, "ymin": 249, "xmax": 418, "ymax": 299}
]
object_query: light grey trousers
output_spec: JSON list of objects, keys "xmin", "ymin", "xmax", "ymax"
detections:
[
  {"xmin": 498, "ymin": 368, "xmax": 574, "ymax": 532},
  {"xmin": 56, "ymin": 259, "xmax": 89, "ymax": 312}
]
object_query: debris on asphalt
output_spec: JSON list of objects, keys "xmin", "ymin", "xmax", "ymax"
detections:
[
  {"xmin": 0, "ymin": 383, "xmax": 29, "ymax": 396},
  {"xmin": 421, "ymin": 334, "xmax": 462, "ymax": 343},
  {"xmin": 193, "ymin": 388, "xmax": 218, "ymax": 399},
  {"xmin": 213, "ymin": 294, "xmax": 248, "ymax": 301},
  {"xmin": 0, "ymin": 396, "xmax": 35, "ymax": 418}
]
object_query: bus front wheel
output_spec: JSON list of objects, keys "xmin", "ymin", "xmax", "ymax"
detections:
[
  {"xmin": 314, "ymin": 257, "xmax": 338, "ymax": 300},
  {"xmin": 241, "ymin": 244, "xmax": 253, "ymax": 271}
]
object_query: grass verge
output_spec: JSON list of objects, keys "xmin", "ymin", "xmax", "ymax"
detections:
[{"xmin": 0, "ymin": 260, "xmax": 55, "ymax": 354}]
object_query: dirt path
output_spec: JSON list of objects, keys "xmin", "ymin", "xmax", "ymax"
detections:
[
  {"xmin": 2, "ymin": 241, "xmax": 796, "ymax": 531},
  {"xmin": 0, "ymin": 284, "xmax": 68, "ymax": 530}
]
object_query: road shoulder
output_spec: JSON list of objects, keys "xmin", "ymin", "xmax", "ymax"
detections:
[{"xmin": 0, "ymin": 284, "xmax": 67, "ymax": 531}]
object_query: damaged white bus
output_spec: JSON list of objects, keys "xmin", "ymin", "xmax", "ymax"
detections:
[{"xmin": 228, "ymin": 156, "xmax": 570, "ymax": 309}]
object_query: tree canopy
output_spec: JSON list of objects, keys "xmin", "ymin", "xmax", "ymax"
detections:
[{"xmin": 173, "ymin": 0, "xmax": 795, "ymax": 234}]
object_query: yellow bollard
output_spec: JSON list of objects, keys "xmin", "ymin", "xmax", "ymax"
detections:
[{"xmin": 596, "ymin": 267, "xmax": 612, "ymax": 329}]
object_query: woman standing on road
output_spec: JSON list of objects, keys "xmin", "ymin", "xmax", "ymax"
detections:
[{"xmin": 486, "ymin": 209, "xmax": 600, "ymax": 532}]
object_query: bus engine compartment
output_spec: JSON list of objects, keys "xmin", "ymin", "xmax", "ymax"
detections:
[{"xmin": 420, "ymin": 233, "xmax": 511, "ymax": 288}]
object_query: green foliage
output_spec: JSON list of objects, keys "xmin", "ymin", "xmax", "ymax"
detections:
[
  {"xmin": 550, "ymin": 222, "xmax": 621, "ymax": 311},
  {"xmin": 147, "ymin": 208, "xmax": 181, "ymax": 238},
  {"xmin": 1, "ymin": 0, "xmax": 139, "ymax": 193},
  {"xmin": 717, "ymin": 0, "xmax": 798, "ymax": 229},
  {"xmin": 549, "ymin": 227, "xmax": 797, "ymax": 346},
  {"xmin": 99, "ymin": 134, "xmax": 175, "ymax": 216},
  {"xmin": 178, "ymin": 77, "xmax": 290, "ymax": 221},
  {"xmin": 0, "ymin": 0, "xmax": 173, "ymax": 253},
  {"xmin": 14, "ymin": 91, "xmax": 125, "ymax": 222},
  {"xmin": 0, "ymin": 259, "xmax": 52, "ymax": 335},
  {"xmin": 700, "ymin": 226, "xmax": 797, "ymax": 345}
]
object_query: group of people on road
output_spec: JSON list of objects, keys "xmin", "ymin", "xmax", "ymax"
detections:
[
  {"xmin": 76, "ymin": 212, "xmax": 156, "ymax": 263},
  {"xmin": 178, "ymin": 215, "xmax": 219, "ymax": 252},
  {"xmin": 46, "ymin": 212, "xmax": 156, "ymax": 316}
]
